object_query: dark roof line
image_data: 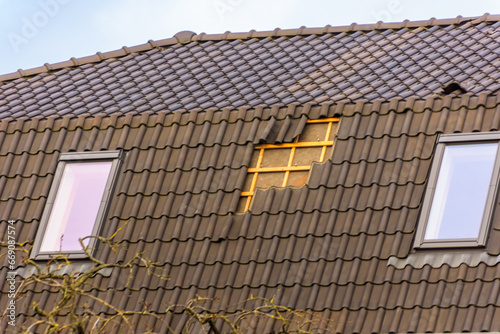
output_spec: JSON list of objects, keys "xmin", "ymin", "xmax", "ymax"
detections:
[{"xmin": 0, "ymin": 13, "xmax": 497, "ymax": 83}]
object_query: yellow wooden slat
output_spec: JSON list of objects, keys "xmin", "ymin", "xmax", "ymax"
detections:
[
  {"xmin": 282, "ymin": 158, "xmax": 292, "ymax": 186},
  {"xmin": 320, "ymin": 145, "xmax": 327, "ymax": 162},
  {"xmin": 324, "ymin": 121, "xmax": 334, "ymax": 141},
  {"xmin": 283, "ymin": 136, "xmax": 299, "ymax": 187},
  {"xmin": 247, "ymin": 171, "xmax": 259, "ymax": 196},
  {"xmin": 248, "ymin": 166, "xmax": 311, "ymax": 173},
  {"xmin": 247, "ymin": 149, "xmax": 264, "ymax": 200},
  {"xmin": 306, "ymin": 117, "xmax": 340, "ymax": 123},
  {"xmin": 320, "ymin": 121, "xmax": 334, "ymax": 162},
  {"xmin": 244, "ymin": 196, "xmax": 252, "ymax": 211},
  {"xmin": 254, "ymin": 141, "xmax": 333, "ymax": 149}
]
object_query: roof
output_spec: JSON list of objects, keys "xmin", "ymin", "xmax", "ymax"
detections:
[
  {"xmin": 1, "ymin": 14, "xmax": 500, "ymax": 333},
  {"xmin": 0, "ymin": 14, "xmax": 499, "ymax": 121}
]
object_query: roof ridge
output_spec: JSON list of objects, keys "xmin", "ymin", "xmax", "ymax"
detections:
[{"xmin": 0, "ymin": 13, "xmax": 497, "ymax": 83}]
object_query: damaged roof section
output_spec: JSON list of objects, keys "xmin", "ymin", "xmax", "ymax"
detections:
[{"xmin": 240, "ymin": 118, "xmax": 339, "ymax": 212}]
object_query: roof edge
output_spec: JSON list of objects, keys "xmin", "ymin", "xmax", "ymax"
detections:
[{"xmin": 0, "ymin": 13, "xmax": 498, "ymax": 83}]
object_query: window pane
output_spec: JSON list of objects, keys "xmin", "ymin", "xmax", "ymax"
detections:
[
  {"xmin": 425, "ymin": 143, "xmax": 498, "ymax": 240},
  {"xmin": 40, "ymin": 161, "xmax": 113, "ymax": 252}
]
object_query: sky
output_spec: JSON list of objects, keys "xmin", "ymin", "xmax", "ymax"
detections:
[{"xmin": 0, "ymin": 0, "xmax": 498, "ymax": 76}]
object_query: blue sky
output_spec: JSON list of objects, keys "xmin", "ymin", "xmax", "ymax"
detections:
[{"xmin": 0, "ymin": 0, "xmax": 498, "ymax": 76}]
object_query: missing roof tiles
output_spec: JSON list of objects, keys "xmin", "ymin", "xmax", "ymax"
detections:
[
  {"xmin": 238, "ymin": 118, "xmax": 338, "ymax": 212},
  {"xmin": 441, "ymin": 81, "xmax": 467, "ymax": 95}
]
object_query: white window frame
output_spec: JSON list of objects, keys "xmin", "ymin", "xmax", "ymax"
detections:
[
  {"xmin": 31, "ymin": 151, "xmax": 122, "ymax": 260},
  {"xmin": 414, "ymin": 132, "xmax": 500, "ymax": 248}
]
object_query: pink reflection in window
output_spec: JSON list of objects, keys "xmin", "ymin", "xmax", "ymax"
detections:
[{"xmin": 40, "ymin": 161, "xmax": 113, "ymax": 252}]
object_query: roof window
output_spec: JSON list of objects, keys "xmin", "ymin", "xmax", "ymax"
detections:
[
  {"xmin": 414, "ymin": 132, "xmax": 500, "ymax": 248},
  {"xmin": 31, "ymin": 151, "xmax": 122, "ymax": 259}
]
